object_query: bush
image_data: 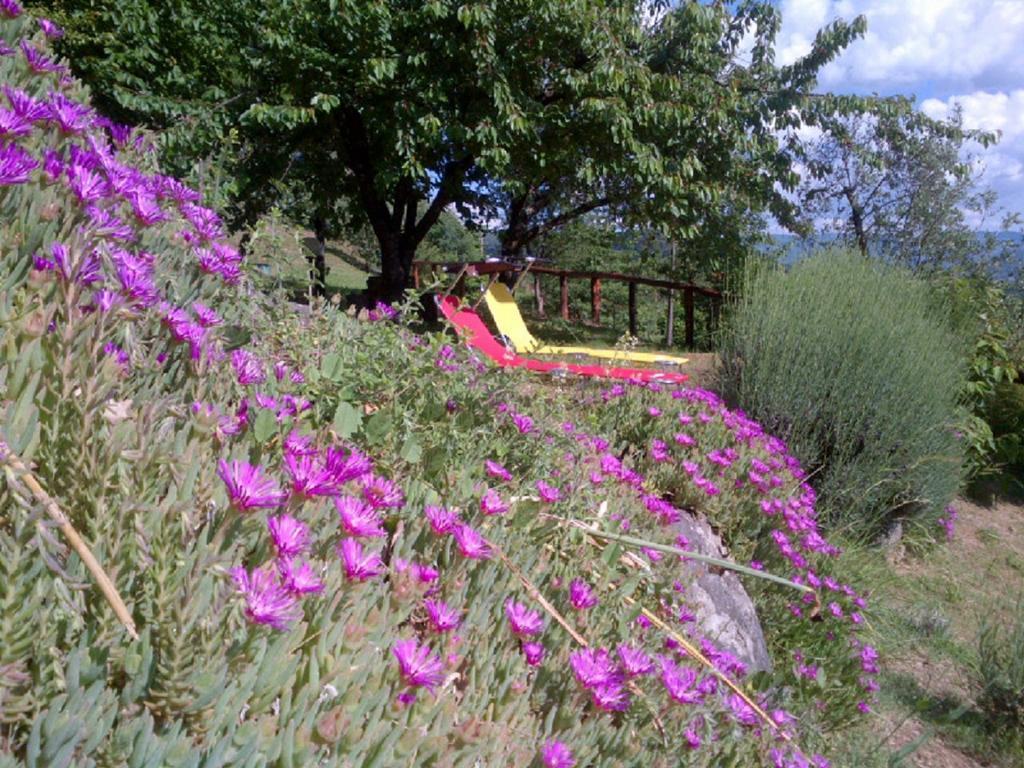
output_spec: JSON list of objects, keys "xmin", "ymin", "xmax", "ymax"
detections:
[
  {"xmin": 719, "ymin": 250, "xmax": 966, "ymax": 539},
  {"xmin": 976, "ymin": 602, "xmax": 1024, "ymax": 749}
]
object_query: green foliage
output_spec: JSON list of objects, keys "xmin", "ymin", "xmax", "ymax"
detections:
[
  {"xmin": 976, "ymin": 601, "xmax": 1024, "ymax": 750},
  {"xmin": 718, "ymin": 251, "xmax": 966, "ymax": 538}
]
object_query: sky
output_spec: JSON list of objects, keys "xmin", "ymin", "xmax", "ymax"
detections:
[{"xmin": 775, "ymin": 0, "xmax": 1024, "ymax": 221}]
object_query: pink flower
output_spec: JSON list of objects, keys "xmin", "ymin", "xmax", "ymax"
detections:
[
  {"xmin": 650, "ymin": 439, "xmax": 670, "ymax": 463},
  {"xmin": 571, "ymin": 648, "xmax": 620, "ymax": 689},
  {"xmin": 424, "ymin": 505, "xmax": 460, "ymax": 535},
  {"xmin": 727, "ymin": 693, "xmax": 760, "ymax": 726},
  {"xmin": 267, "ymin": 514, "xmax": 310, "ymax": 557},
  {"xmin": 338, "ymin": 537, "xmax": 383, "ymax": 581},
  {"xmin": 452, "ymin": 524, "xmax": 491, "ymax": 560},
  {"xmin": 541, "ymin": 739, "xmax": 575, "ymax": 768},
  {"xmin": 193, "ymin": 302, "xmax": 222, "ymax": 327},
  {"xmin": 424, "ymin": 598, "xmax": 461, "ymax": 633},
  {"xmin": 660, "ymin": 656, "xmax": 700, "ymax": 704},
  {"xmin": 511, "ymin": 413, "xmax": 534, "ymax": 434},
  {"xmin": 285, "ymin": 453, "xmax": 339, "ymax": 498},
  {"xmin": 569, "ymin": 579, "xmax": 597, "ymax": 610},
  {"xmin": 230, "ymin": 565, "xmax": 301, "ymax": 630},
  {"xmin": 523, "ymin": 641, "xmax": 545, "ymax": 667},
  {"xmin": 325, "ymin": 445, "xmax": 372, "ymax": 484},
  {"xmin": 617, "ymin": 644, "xmax": 654, "ymax": 677},
  {"xmin": 393, "ymin": 638, "xmax": 444, "ymax": 690},
  {"xmin": 336, "ymin": 496, "xmax": 386, "ymax": 538},
  {"xmin": 361, "ymin": 474, "xmax": 405, "ymax": 509},
  {"xmin": 485, "ymin": 459, "xmax": 512, "ymax": 482},
  {"xmin": 231, "ymin": 349, "xmax": 266, "ymax": 385},
  {"xmin": 684, "ymin": 728, "xmax": 701, "ymax": 749},
  {"xmin": 217, "ymin": 460, "xmax": 287, "ymax": 511},
  {"xmin": 505, "ymin": 599, "xmax": 544, "ymax": 636},
  {"xmin": 480, "ymin": 488, "xmax": 509, "ymax": 516},
  {"xmin": 277, "ymin": 557, "xmax": 324, "ymax": 594},
  {"xmin": 283, "ymin": 431, "xmax": 317, "ymax": 457},
  {"xmin": 536, "ymin": 480, "xmax": 561, "ymax": 504}
]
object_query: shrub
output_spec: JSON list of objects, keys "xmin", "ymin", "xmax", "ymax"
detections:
[
  {"xmin": 719, "ymin": 250, "xmax": 966, "ymax": 539},
  {"xmin": 0, "ymin": 9, "xmax": 868, "ymax": 766},
  {"xmin": 976, "ymin": 602, "xmax": 1024, "ymax": 749}
]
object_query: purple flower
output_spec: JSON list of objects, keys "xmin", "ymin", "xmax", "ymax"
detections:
[
  {"xmin": 0, "ymin": 108, "xmax": 32, "ymax": 137},
  {"xmin": 277, "ymin": 557, "xmax": 324, "ymax": 595},
  {"xmin": 617, "ymin": 644, "xmax": 654, "ymax": 677},
  {"xmin": 591, "ymin": 683, "xmax": 631, "ymax": 712},
  {"xmin": 285, "ymin": 453, "xmax": 339, "ymax": 498},
  {"xmin": 127, "ymin": 188, "xmax": 166, "ymax": 226},
  {"xmin": 230, "ymin": 565, "xmax": 301, "ymax": 630},
  {"xmin": 536, "ymin": 480, "xmax": 561, "ymax": 504},
  {"xmin": 231, "ymin": 348, "xmax": 266, "ymax": 385},
  {"xmin": 193, "ymin": 302, "xmax": 222, "ymax": 327},
  {"xmin": 86, "ymin": 206, "xmax": 134, "ymax": 241},
  {"xmin": 424, "ymin": 505, "xmax": 460, "ymax": 535},
  {"xmin": 569, "ymin": 579, "xmax": 597, "ymax": 610},
  {"xmin": 484, "ymin": 459, "xmax": 512, "ymax": 482},
  {"xmin": 267, "ymin": 514, "xmax": 310, "ymax": 557},
  {"xmin": 505, "ymin": 599, "xmax": 544, "ymax": 636},
  {"xmin": 338, "ymin": 537, "xmax": 383, "ymax": 581},
  {"xmin": 181, "ymin": 202, "xmax": 224, "ymax": 241},
  {"xmin": 424, "ymin": 598, "xmax": 461, "ymax": 633},
  {"xmin": 511, "ymin": 413, "xmax": 534, "ymax": 434},
  {"xmin": 46, "ymin": 92, "xmax": 92, "ymax": 134},
  {"xmin": 726, "ymin": 693, "xmax": 759, "ymax": 726},
  {"xmin": 325, "ymin": 445, "xmax": 371, "ymax": 484},
  {"xmin": 480, "ymin": 487, "xmax": 509, "ymax": 516},
  {"xmin": 393, "ymin": 638, "xmax": 444, "ymax": 690},
  {"xmin": 570, "ymin": 648, "xmax": 620, "ymax": 690},
  {"xmin": 0, "ymin": 0, "xmax": 23, "ymax": 19},
  {"xmin": 217, "ymin": 460, "xmax": 287, "ymax": 512},
  {"xmin": 38, "ymin": 18, "xmax": 64, "ymax": 39},
  {"xmin": 684, "ymin": 728, "xmax": 701, "ymax": 749},
  {"xmin": 67, "ymin": 162, "xmax": 108, "ymax": 203},
  {"xmin": 541, "ymin": 740, "xmax": 575, "ymax": 768},
  {"xmin": 660, "ymin": 656, "xmax": 700, "ymax": 704},
  {"xmin": 361, "ymin": 474, "xmax": 405, "ymax": 509},
  {"xmin": 0, "ymin": 141, "xmax": 37, "ymax": 185},
  {"xmin": 452, "ymin": 524, "xmax": 491, "ymax": 559},
  {"xmin": 523, "ymin": 641, "xmax": 545, "ymax": 667},
  {"xmin": 20, "ymin": 41, "xmax": 64, "ymax": 74},
  {"xmin": 336, "ymin": 496, "xmax": 385, "ymax": 538}
]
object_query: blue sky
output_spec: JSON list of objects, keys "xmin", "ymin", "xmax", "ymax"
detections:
[{"xmin": 775, "ymin": 0, "xmax": 1024, "ymax": 221}]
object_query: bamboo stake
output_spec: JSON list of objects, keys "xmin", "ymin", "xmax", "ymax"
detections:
[{"xmin": 2, "ymin": 448, "xmax": 139, "ymax": 640}]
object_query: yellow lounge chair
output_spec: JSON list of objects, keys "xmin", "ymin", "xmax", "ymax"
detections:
[{"xmin": 484, "ymin": 281, "xmax": 688, "ymax": 366}]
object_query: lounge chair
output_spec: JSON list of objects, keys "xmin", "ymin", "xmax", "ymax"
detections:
[
  {"xmin": 483, "ymin": 282, "xmax": 688, "ymax": 366},
  {"xmin": 437, "ymin": 295, "xmax": 688, "ymax": 385}
]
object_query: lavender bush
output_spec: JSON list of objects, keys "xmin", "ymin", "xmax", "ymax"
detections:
[{"xmin": 1, "ymin": 7, "xmax": 874, "ymax": 766}]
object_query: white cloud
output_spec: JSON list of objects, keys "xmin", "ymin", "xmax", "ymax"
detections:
[
  {"xmin": 776, "ymin": 1, "xmax": 1024, "ymax": 217},
  {"xmin": 920, "ymin": 90, "xmax": 1024, "ymax": 210},
  {"xmin": 778, "ymin": 0, "xmax": 1024, "ymax": 94}
]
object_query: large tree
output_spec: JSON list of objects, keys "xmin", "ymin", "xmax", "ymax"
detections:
[{"xmin": 792, "ymin": 101, "xmax": 1020, "ymax": 279}]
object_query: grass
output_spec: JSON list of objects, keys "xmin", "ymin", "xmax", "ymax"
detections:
[{"xmin": 828, "ymin": 485, "xmax": 1024, "ymax": 767}]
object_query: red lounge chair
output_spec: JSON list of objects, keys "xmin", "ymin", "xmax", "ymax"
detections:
[{"xmin": 437, "ymin": 295, "xmax": 688, "ymax": 385}]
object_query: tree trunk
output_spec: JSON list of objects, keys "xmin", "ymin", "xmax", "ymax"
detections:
[
  {"xmin": 501, "ymin": 193, "xmax": 530, "ymax": 260},
  {"xmin": 845, "ymin": 187, "xmax": 870, "ymax": 256}
]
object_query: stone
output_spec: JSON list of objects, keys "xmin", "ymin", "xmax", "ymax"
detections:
[{"xmin": 672, "ymin": 513, "xmax": 773, "ymax": 674}]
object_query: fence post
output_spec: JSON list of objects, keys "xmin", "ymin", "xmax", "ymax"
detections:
[
  {"xmin": 534, "ymin": 273, "xmax": 545, "ymax": 316},
  {"xmin": 666, "ymin": 288, "xmax": 674, "ymax": 346},
  {"xmin": 590, "ymin": 277, "xmax": 601, "ymax": 325},
  {"xmin": 560, "ymin": 275, "xmax": 569, "ymax": 321},
  {"xmin": 628, "ymin": 282, "xmax": 637, "ymax": 336},
  {"xmin": 684, "ymin": 287, "xmax": 695, "ymax": 348}
]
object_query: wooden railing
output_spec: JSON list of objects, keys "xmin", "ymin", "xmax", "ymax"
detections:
[{"xmin": 412, "ymin": 260, "xmax": 722, "ymax": 348}]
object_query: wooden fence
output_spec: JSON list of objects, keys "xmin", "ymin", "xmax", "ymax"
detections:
[{"xmin": 412, "ymin": 260, "xmax": 722, "ymax": 348}]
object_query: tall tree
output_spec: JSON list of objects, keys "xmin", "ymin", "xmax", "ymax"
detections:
[{"xmin": 792, "ymin": 102, "xmax": 1019, "ymax": 279}]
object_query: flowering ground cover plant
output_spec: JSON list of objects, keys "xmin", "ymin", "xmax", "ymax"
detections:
[{"xmin": 0, "ymin": 8, "xmax": 874, "ymax": 766}]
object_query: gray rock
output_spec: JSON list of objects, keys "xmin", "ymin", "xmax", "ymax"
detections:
[{"xmin": 672, "ymin": 513, "xmax": 773, "ymax": 674}]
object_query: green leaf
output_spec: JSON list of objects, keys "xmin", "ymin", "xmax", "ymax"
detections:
[
  {"xmin": 399, "ymin": 436, "xmax": 422, "ymax": 463},
  {"xmin": 332, "ymin": 401, "xmax": 362, "ymax": 438},
  {"xmin": 253, "ymin": 410, "xmax": 277, "ymax": 444},
  {"xmin": 321, "ymin": 353, "xmax": 344, "ymax": 382},
  {"xmin": 363, "ymin": 412, "xmax": 394, "ymax": 445}
]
